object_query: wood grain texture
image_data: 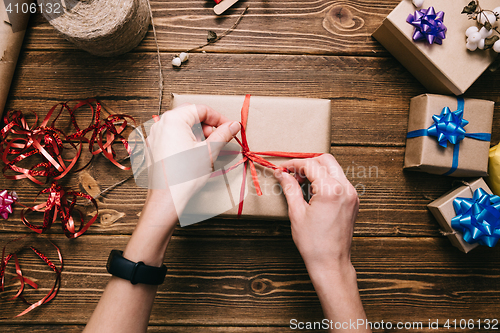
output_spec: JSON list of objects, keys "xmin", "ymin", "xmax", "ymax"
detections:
[
  {"xmin": 0, "ymin": 325, "xmax": 488, "ymax": 333},
  {"xmin": 6, "ymin": 51, "xmax": 500, "ymax": 146},
  {"xmin": 0, "ymin": 146, "xmax": 454, "ymax": 237},
  {"xmin": 23, "ymin": 0, "xmax": 402, "ymax": 55},
  {"xmin": 1, "ymin": 234, "xmax": 500, "ymax": 326}
]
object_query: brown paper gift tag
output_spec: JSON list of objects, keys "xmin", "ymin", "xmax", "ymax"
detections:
[{"xmin": 170, "ymin": 94, "xmax": 331, "ymax": 224}]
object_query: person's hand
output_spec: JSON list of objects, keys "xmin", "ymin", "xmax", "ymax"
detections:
[
  {"xmin": 143, "ymin": 103, "xmax": 241, "ymax": 215},
  {"xmin": 273, "ymin": 154, "xmax": 359, "ymax": 271}
]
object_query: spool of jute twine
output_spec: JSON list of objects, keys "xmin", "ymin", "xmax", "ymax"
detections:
[{"xmin": 37, "ymin": 0, "xmax": 151, "ymax": 57}]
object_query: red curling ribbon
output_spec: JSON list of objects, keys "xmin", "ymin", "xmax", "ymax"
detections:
[
  {"xmin": 211, "ymin": 94, "xmax": 323, "ymax": 217},
  {"xmin": 0, "ymin": 100, "xmax": 134, "ymax": 185},
  {"xmin": 0, "ymin": 236, "xmax": 63, "ymax": 317},
  {"xmin": 213, "ymin": 0, "xmax": 222, "ymax": 3},
  {"xmin": 20, "ymin": 182, "xmax": 98, "ymax": 239}
]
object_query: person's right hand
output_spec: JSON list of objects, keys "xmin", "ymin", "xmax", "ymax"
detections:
[{"xmin": 273, "ymin": 154, "xmax": 359, "ymax": 271}]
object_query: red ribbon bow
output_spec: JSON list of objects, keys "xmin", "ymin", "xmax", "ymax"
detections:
[{"xmin": 213, "ymin": 94, "xmax": 323, "ymax": 216}]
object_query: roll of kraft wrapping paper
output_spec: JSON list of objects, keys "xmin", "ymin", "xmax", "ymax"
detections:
[
  {"xmin": 0, "ymin": 0, "xmax": 31, "ymax": 116},
  {"xmin": 38, "ymin": 0, "xmax": 150, "ymax": 57}
]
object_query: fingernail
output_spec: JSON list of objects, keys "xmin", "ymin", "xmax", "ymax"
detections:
[
  {"xmin": 229, "ymin": 122, "xmax": 241, "ymax": 136},
  {"xmin": 273, "ymin": 169, "xmax": 283, "ymax": 180}
]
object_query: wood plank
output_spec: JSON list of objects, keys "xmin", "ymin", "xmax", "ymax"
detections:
[
  {"xmin": 0, "ymin": 146, "xmax": 454, "ymax": 237},
  {"xmin": 1, "ymin": 234, "xmax": 500, "ymax": 325},
  {"xmin": 0, "ymin": 325, "xmax": 488, "ymax": 332},
  {"xmin": 6, "ymin": 51, "xmax": 500, "ymax": 146},
  {"xmin": 23, "ymin": 0, "xmax": 402, "ymax": 55}
]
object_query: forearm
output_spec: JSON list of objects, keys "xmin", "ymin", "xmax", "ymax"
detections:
[
  {"xmin": 84, "ymin": 190, "xmax": 177, "ymax": 333},
  {"xmin": 307, "ymin": 261, "xmax": 370, "ymax": 333}
]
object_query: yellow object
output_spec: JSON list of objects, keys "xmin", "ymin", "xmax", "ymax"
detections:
[{"xmin": 488, "ymin": 144, "xmax": 500, "ymax": 196}]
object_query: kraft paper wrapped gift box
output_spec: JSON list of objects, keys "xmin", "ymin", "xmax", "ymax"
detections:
[
  {"xmin": 170, "ymin": 94, "xmax": 331, "ymax": 226},
  {"xmin": 428, "ymin": 178, "xmax": 493, "ymax": 253},
  {"xmin": 372, "ymin": 0, "xmax": 498, "ymax": 95},
  {"xmin": 404, "ymin": 94, "xmax": 493, "ymax": 177}
]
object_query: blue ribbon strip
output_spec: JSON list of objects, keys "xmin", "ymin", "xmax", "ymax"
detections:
[
  {"xmin": 452, "ymin": 188, "xmax": 500, "ymax": 247},
  {"xmin": 406, "ymin": 97, "xmax": 491, "ymax": 176}
]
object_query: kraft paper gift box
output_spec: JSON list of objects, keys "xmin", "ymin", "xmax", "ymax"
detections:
[
  {"xmin": 170, "ymin": 94, "xmax": 331, "ymax": 226},
  {"xmin": 372, "ymin": 0, "xmax": 498, "ymax": 95},
  {"xmin": 1, "ymin": 1, "xmax": 31, "ymax": 115},
  {"xmin": 404, "ymin": 94, "xmax": 493, "ymax": 177},
  {"xmin": 428, "ymin": 178, "xmax": 498, "ymax": 253}
]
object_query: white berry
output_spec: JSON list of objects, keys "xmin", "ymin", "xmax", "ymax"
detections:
[
  {"xmin": 477, "ymin": 12, "xmax": 496, "ymax": 26},
  {"xmin": 179, "ymin": 52, "xmax": 189, "ymax": 62},
  {"xmin": 466, "ymin": 26, "xmax": 479, "ymax": 37},
  {"xmin": 478, "ymin": 38, "xmax": 486, "ymax": 50},
  {"xmin": 412, "ymin": 0, "xmax": 424, "ymax": 8},
  {"xmin": 468, "ymin": 32, "xmax": 482, "ymax": 43},
  {"xmin": 466, "ymin": 41, "xmax": 478, "ymax": 51},
  {"xmin": 479, "ymin": 26, "xmax": 493, "ymax": 38},
  {"xmin": 172, "ymin": 57, "xmax": 182, "ymax": 67},
  {"xmin": 493, "ymin": 40, "xmax": 500, "ymax": 53}
]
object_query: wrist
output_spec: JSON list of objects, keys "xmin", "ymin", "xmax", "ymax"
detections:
[
  {"xmin": 122, "ymin": 190, "xmax": 178, "ymax": 267},
  {"xmin": 306, "ymin": 258, "xmax": 357, "ymax": 288}
]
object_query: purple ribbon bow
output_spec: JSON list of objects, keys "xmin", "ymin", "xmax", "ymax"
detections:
[{"xmin": 407, "ymin": 7, "xmax": 447, "ymax": 45}]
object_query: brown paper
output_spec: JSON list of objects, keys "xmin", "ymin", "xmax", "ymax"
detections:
[
  {"xmin": 404, "ymin": 94, "xmax": 493, "ymax": 177},
  {"xmin": 0, "ymin": 1, "xmax": 30, "ymax": 115},
  {"xmin": 427, "ymin": 178, "xmax": 492, "ymax": 253},
  {"xmin": 373, "ymin": 0, "xmax": 498, "ymax": 95},
  {"xmin": 171, "ymin": 94, "xmax": 331, "ymax": 219}
]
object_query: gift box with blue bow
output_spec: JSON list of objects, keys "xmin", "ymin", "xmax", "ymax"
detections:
[
  {"xmin": 404, "ymin": 94, "xmax": 494, "ymax": 177},
  {"xmin": 428, "ymin": 178, "xmax": 500, "ymax": 253}
]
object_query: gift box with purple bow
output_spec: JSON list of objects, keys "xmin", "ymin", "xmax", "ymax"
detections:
[
  {"xmin": 428, "ymin": 178, "xmax": 500, "ymax": 253},
  {"xmin": 404, "ymin": 94, "xmax": 493, "ymax": 177},
  {"xmin": 373, "ymin": 0, "xmax": 498, "ymax": 95}
]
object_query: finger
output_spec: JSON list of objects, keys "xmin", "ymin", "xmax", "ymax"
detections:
[
  {"xmin": 274, "ymin": 169, "xmax": 307, "ymax": 215},
  {"xmin": 202, "ymin": 124, "xmax": 215, "ymax": 138},
  {"xmin": 195, "ymin": 104, "xmax": 232, "ymax": 127},
  {"xmin": 204, "ymin": 121, "xmax": 241, "ymax": 158},
  {"xmin": 281, "ymin": 154, "xmax": 348, "ymax": 184}
]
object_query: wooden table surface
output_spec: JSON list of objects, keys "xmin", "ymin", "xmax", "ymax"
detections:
[{"xmin": 2, "ymin": 1, "xmax": 500, "ymax": 332}]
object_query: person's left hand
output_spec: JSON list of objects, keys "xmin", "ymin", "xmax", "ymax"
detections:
[{"xmin": 143, "ymin": 103, "xmax": 241, "ymax": 215}]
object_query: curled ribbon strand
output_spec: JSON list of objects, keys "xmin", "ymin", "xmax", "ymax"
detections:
[
  {"xmin": 0, "ymin": 236, "xmax": 63, "ymax": 317},
  {"xmin": 451, "ymin": 188, "xmax": 500, "ymax": 247},
  {"xmin": 211, "ymin": 94, "xmax": 323, "ymax": 216},
  {"xmin": 0, "ymin": 99, "xmax": 134, "ymax": 186},
  {"xmin": 20, "ymin": 182, "xmax": 98, "ymax": 239},
  {"xmin": 406, "ymin": 97, "xmax": 491, "ymax": 176}
]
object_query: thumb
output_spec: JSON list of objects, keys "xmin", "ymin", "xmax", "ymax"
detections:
[
  {"xmin": 274, "ymin": 169, "xmax": 306, "ymax": 212},
  {"xmin": 205, "ymin": 121, "xmax": 241, "ymax": 159}
]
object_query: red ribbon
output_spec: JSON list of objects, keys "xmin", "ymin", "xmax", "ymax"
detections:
[
  {"xmin": 20, "ymin": 182, "xmax": 98, "ymax": 239},
  {"xmin": 0, "ymin": 99, "xmax": 134, "ymax": 186},
  {"xmin": 212, "ymin": 94, "xmax": 323, "ymax": 216},
  {"xmin": 0, "ymin": 236, "xmax": 63, "ymax": 317}
]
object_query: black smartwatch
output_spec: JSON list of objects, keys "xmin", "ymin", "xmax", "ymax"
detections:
[{"xmin": 106, "ymin": 250, "xmax": 167, "ymax": 285}]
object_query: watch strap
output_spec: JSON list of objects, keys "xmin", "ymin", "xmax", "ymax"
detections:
[{"xmin": 106, "ymin": 250, "xmax": 167, "ymax": 285}]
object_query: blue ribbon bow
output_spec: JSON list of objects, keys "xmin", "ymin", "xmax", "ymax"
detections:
[
  {"xmin": 406, "ymin": 7, "xmax": 447, "ymax": 45},
  {"xmin": 451, "ymin": 188, "xmax": 500, "ymax": 248},
  {"xmin": 406, "ymin": 97, "xmax": 491, "ymax": 176}
]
